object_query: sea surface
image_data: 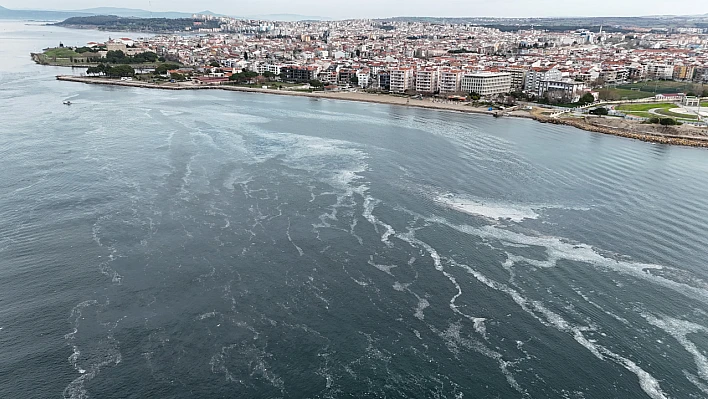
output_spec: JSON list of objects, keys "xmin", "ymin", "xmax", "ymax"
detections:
[{"xmin": 2, "ymin": 21, "xmax": 708, "ymax": 399}]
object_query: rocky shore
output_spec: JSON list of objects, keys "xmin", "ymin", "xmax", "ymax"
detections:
[{"xmin": 56, "ymin": 75, "xmax": 708, "ymax": 148}]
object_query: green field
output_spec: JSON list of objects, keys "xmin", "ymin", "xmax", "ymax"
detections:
[
  {"xmin": 599, "ymin": 88, "xmax": 654, "ymax": 100},
  {"xmin": 43, "ymin": 47, "xmax": 80, "ymax": 58},
  {"xmin": 615, "ymin": 103, "xmax": 677, "ymax": 112},
  {"xmin": 654, "ymin": 108, "xmax": 699, "ymax": 120},
  {"xmin": 617, "ymin": 81, "xmax": 705, "ymax": 95}
]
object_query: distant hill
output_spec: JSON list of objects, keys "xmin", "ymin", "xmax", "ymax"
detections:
[
  {"xmin": 74, "ymin": 8, "xmax": 189, "ymax": 18},
  {"xmin": 0, "ymin": 6, "xmax": 225, "ymax": 21},
  {"xmin": 0, "ymin": 7, "xmax": 91, "ymax": 20},
  {"xmin": 247, "ymin": 14, "xmax": 331, "ymax": 21},
  {"xmin": 0, "ymin": 6, "xmax": 331, "ymax": 22}
]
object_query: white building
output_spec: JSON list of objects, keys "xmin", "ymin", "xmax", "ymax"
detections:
[
  {"xmin": 461, "ymin": 72, "xmax": 512, "ymax": 96},
  {"xmin": 647, "ymin": 63, "xmax": 674, "ymax": 80},
  {"xmin": 415, "ymin": 69, "xmax": 439, "ymax": 93},
  {"xmin": 356, "ymin": 69, "xmax": 370, "ymax": 88},
  {"xmin": 439, "ymin": 70, "xmax": 462, "ymax": 93},
  {"xmin": 525, "ymin": 66, "xmax": 562, "ymax": 94},
  {"xmin": 538, "ymin": 80, "xmax": 586, "ymax": 102},
  {"xmin": 389, "ymin": 68, "xmax": 415, "ymax": 93}
]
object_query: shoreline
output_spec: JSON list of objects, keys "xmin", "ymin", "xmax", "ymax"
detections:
[{"xmin": 56, "ymin": 75, "xmax": 708, "ymax": 148}]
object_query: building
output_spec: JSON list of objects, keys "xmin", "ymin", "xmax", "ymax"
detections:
[
  {"xmin": 461, "ymin": 72, "xmax": 512, "ymax": 96},
  {"xmin": 525, "ymin": 66, "xmax": 562, "ymax": 94},
  {"xmin": 415, "ymin": 69, "xmax": 439, "ymax": 94},
  {"xmin": 281, "ymin": 65, "xmax": 317, "ymax": 82},
  {"xmin": 673, "ymin": 65, "xmax": 696, "ymax": 81},
  {"xmin": 501, "ymin": 67, "xmax": 528, "ymax": 91},
  {"xmin": 356, "ymin": 69, "xmax": 370, "ymax": 88},
  {"xmin": 438, "ymin": 70, "xmax": 462, "ymax": 93},
  {"xmin": 682, "ymin": 96, "xmax": 700, "ymax": 107},
  {"xmin": 389, "ymin": 68, "xmax": 415, "ymax": 93},
  {"xmin": 538, "ymin": 80, "xmax": 586, "ymax": 102},
  {"xmin": 647, "ymin": 63, "xmax": 674, "ymax": 80},
  {"xmin": 377, "ymin": 71, "xmax": 391, "ymax": 91}
]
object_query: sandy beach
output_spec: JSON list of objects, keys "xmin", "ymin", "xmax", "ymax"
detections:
[{"xmin": 56, "ymin": 75, "xmax": 708, "ymax": 148}]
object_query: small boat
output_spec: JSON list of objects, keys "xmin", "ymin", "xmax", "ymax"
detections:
[{"xmin": 63, "ymin": 100, "xmax": 72, "ymax": 105}]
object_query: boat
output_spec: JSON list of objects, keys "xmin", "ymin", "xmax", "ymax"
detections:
[{"xmin": 63, "ymin": 100, "xmax": 72, "ymax": 105}]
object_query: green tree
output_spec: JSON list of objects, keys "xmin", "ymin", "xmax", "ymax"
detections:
[
  {"xmin": 154, "ymin": 63, "xmax": 181, "ymax": 75},
  {"xmin": 579, "ymin": 93, "xmax": 595, "ymax": 105},
  {"xmin": 659, "ymin": 118, "xmax": 678, "ymax": 126},
  {"xmin": 350, "ymin": 75, "xmax": 359, "ymax": 85},
  {"xmin": 309, "ymin": 79, "xmax": 324, "ymax": 88},
  {"xmin": 210, "ymin": 61, "xmax": 221, "ymax": 68}
]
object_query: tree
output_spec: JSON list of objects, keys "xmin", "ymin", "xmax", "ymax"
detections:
[
  {"xmin": 579, "ymin": 93, "xmax": 595, "ymax": 105},
  {"xmin": 209, "ymin": 61, "xmax": 221, "ymax": 68},
  {"xmin": 262, "ymin": 71, "xmax": 276, "ymax": 80},
  {"xmin": 107, "ymin": 64, "xmax": 135, "ymax": 78},
  {"xmin": 659, "ymin": 118, "xmax": 678, "ymax": 126},
  {"xmin": 350, "ymin": 75, "xmax": 359, "ymax": 85},
  {"xmin": 469, "ymin": 92, "xmax": 481, "ymax": 101},
  {"xmin": 170, "ymin": 73, "xmax": 185, "ymax": 81},
  {"xmin": 589, "ymin": 107, "xmax": 609, "ymax": 116},
  {"xmin": 155, "ymin": 63, "xmax": 181, "ymax": 75},
  {"xmin": 309, "ymin": 79, "xmax": 324, "ymax": 88}
]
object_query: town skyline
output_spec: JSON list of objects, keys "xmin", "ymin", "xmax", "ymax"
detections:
[{"xmin": 3, "ymin": 1, "xmax": 708, "ymax": 20}]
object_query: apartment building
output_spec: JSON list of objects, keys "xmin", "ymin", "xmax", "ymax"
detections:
[
  {"xmin": 438, "ymin": 70, "xmax": 462, "ymax": 93},
  {"xmin": 525, "ymin": 66, "xmax": 562, "ymax": 93},
  {"xmin": 356, "ymin": 69, "xmax": 370, "ymax": 88},
  {"xmin": 415, "ymin": 69, "xmax": 439, "ymax": 93},
  {"xmin": 389, "ymin": 68, "xmax": 415, "ymax": 93},
  {"xmin": 281, "ymin": 65, "xmax": 317, "ymax": 82},
  {"xmin": 673, "ymin": 65, "xmax": 696, "ymax": 81},
  {"xmin": 461, "ymin": 72, "xmax": 512, "ymax": 96},
  {"xmin": 501, "ymin": 67, "xmax": 528, "ymax": 91},
  {"xmin": 647, "ymin": 63, "xmax": 674, "ymax": 80}
]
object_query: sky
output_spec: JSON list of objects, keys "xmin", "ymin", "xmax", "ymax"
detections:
[{"xmin": 3, "ymin": 0, "xmax": 708, "ymax": 19}]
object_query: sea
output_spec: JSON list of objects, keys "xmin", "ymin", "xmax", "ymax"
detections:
[{"xmin": 1, "ymin": 20, "xmax": 708, "ymax": 399}]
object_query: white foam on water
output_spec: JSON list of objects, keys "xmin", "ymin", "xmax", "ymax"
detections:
[
  {"xmin": 425, "ymin": 215, "xmax": 708, "ymax": 306},
  {"xmin": 392, "ymin": 282, "xmax": 410, "ymax": 292},
  {"xmin": 436, "ymin": 195, "xmax": 540, "ymax": 222},
  {"xmin": 414, "ymin": 298, "xmax": 430, "ymax": 321},
  {"xmin": 437, "ymin": 321, "xmax": 528, "ymax": 396},
  {"xmin": 643, "ymin": 313, "xmax": 708, "ymax": 385},
  {"xmin": 397, "ymin": 229, "xmax": 488, "ymax": 334},
  {"xmin": 363, "ymin": 196, "xmax": 396, "ymax": 247},
  {"xmin": 454, "ymin": 260, "xmax": 671, "ymax": 399},
  {"xmin": 368, "ymin": 255, "xmax": 397, "ymax": 276},
  {"xmin": 287, "ymin": 218, "xmax": 304, "ymax": 256}
]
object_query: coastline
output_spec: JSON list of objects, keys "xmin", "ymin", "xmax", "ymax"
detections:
[{"xmin": 56, "ymin": 75, "xmax": 708, "ymax": 148}]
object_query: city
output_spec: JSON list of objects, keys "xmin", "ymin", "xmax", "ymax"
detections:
[{"xmin": 70, "ymin": 15, "xmax": 708, "ymax": 105}]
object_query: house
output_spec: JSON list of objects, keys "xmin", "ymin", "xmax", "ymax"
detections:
[
  {"xmin": 655, "ymin": 93, "xmax": 685, "ymax": 102},
  {"xmin": 682, "ymin": 96, "xmax": 700, "ymax": 107}
]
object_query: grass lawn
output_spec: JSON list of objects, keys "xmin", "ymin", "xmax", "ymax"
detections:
[
  {"xmin": 654, "ymin": 109, "xmax": 699, "ymax": 120},
  {"xmin": 615, "ymin": 103, "xmax": 677, "ymax": 112},
  {"xmin": 602, "ymin": 88, "xmax": 654, "ymax": 100},
  {"xmin": 44, "ymin": 47, "xmax": 80, "ymax": 58},
  {"xmin": 617, "ymin": 81, "xmax": 704, "ymax": 95}
]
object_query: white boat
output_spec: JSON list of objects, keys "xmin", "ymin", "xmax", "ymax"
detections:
[{"xmin": 63, "ymin": 100, "xmax": 72, "ymax": 105}]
